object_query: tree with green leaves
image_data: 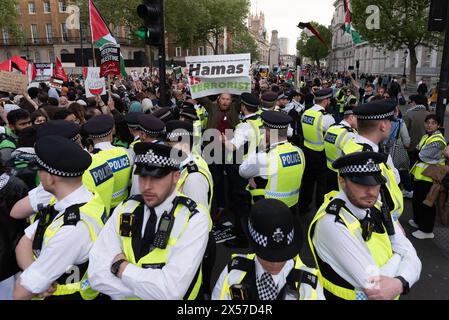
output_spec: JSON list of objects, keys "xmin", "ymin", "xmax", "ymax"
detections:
[
  {"xmin": 0, "ymin": 0, "xmax": 21, "ymax": 40},
  {"xmin": 166, "ymin": 0, "xmax": 250, "ymax": 54},
  {"xmin": 350, "ymin": 0, "xmax": 441, "ymax": 84},
  {"xmin": 232, "ymin": 29, "xmax": 260, "ymax": 61},
  {"xmin": 296, "ymin": 22, "xmax": 332, "ymax": 66}
]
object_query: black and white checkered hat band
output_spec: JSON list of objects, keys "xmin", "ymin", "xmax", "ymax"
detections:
[
  {"xmin": 287, "ymin": 229, "xmax": 294, "ymax": 245},
  {"xmin": 89, "ymin": 129, "xmax": 112, "ymax": 139},
  {"xmin": 248, "ymin": 219, "xmax": 268, "ymax": 247},
  {"xmin": 315, "ymin": 93, "xmax": 332, "ymax": 100},
  {"xmin": 167, "ymin": 131, "xmax": 193, "ymax": 141},
  {"xmin": 127, "ymin": 123, "xmax": 139, "ymax": 129},
  {"xmin": 339, "ymin": 162, "xmax": 381, "ymax": 175},
  {"xmin": 36, "ymin": 155, "xmax": 85, "ymax": 177},
  {"xmin": 138, "ymin": 125, "xmax": 165, "ymax": 136},
  {"xmin": 135, "ymin": 150, "xmax": 180, "ymax": 168},
  {"xmin": 263, "ymin": 121, "xmax": 288, "ymax": 129},
  {"xmin": 243, "ymin": 101, "xmax": 260, "ymax": 108},
  {"xmin": 344, "ymin": 110, "xmax": 354, "ymax": 115},
  {"xmin": 72, "ymin": 134, "xmax": 81, "ymax": 142},
  {"xmin": 356, "ymin": 111, "xmax": 394, "ymax": 120}
]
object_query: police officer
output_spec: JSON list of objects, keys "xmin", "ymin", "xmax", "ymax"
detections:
[
  {"xmin": 324, "ymin": 103, "xmax": 358, "ymax": 192},
  {"xmin": 342, "ymin": 99, "xmax": 403, "ymax": 222},
  {"xmin": 259, "ymin": 92, "xmax": 278, "ymax": 113},
  {"xmin": 308, "ymin": 152, "xmax": 421, "ymax": 300},
  {"xmin": 213, "ymin": 199, "xmax": 324, "ymax": 300},
  {"xmin": 274, "ymin": 92, "xmax": 289, "ymax": 112},
  {"xmin": 13, "ymin": 136, "xmax": 106, "ymax": 300},
  {"xmin": 125, "ymin": 112, "xmax": 142, "ymax": 160},
  {"xmin": 88, "ymin": 143, "xmax": 211, "ymax": 300},
  {"xmin": 83, "ymin": 115, "xmax": 133, "ymax": 211},
  {"xmin": 299, "ymin": 88, "xmax": 335, "ymax": 215},
  {"xmin": 179, "ymin": 102, "xmax": 202, "ymax": 155},
  {"xmin": 240, "ymin": 111, "xmax": 305, "ymax": 213},
  {"xmin": 130, "ymin": 114, "xmax": 166, "ymax": 196}
]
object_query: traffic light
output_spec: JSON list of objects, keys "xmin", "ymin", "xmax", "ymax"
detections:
[
  {"xmin": 137, "ymin": 0, "xmax": 163, "ymax": 46},
  {"xmin": 428, "ymin": 0, "xmax": 448, "ymax": 32}
]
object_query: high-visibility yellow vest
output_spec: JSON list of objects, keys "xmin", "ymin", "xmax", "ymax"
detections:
[
  {"xmin": 32, "ymin": 193, "xmax": 106, "ymax": 300},
  {"xmin": 196, "ymin": 105, "xmax": 208, "ymax": 131},
  {"xmin": 336, "ymin": 89, "xmax": 346, "ymax": 113},
  {"xmin": 410, "ymin": 132, "xmax": 447, "ymax": 182},
  {"xmin": 117, "ymin": 194, "xmax": 212, "ymax": 300},
  {"xmin": 341, "ymin": 139, "xmax": 403, "ymax": 222},
  {"xmin": 302, "ymin": 108, "xmax": 327, "ymax": 151},
  {"xmin": 247, "ymin": 142, "xmax": 305, "ymax": 208},
  {"xmin": 83, "ymin": 156, "xmax": 114, "ymax": 215},
  {"xmin": 229, "ymin": 115, "xmax": 264, "ymax": 163},
  {"xmin": 177, "ymin": 155, "xmax": 214, "ymax": 210},
  {"xmin": 308, "ymin": 191, "xmax": 398, "ymax": 300},
  {"xmin": 129, "ymin": 138, "xmax": 141, "ymax": 150},
  {"xmin": 324, "ymin": 124, "xmax": 356, "ymax": 171},
  {"xmin": 192, "ymin": 120, "xmax": 203, "ymax": 155},
  {"xmin": 94, "ymin": 147, "xmax": 132, "ymax": 208},
  {"xmin": 219, "ymin": 253, "xmax": 321, "ymax": 300}
]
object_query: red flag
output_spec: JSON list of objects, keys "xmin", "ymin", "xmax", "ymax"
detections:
[
  {"xmin": 54, "ymin": 57, "xmax": 68, "ymax": 82},
  {"xmin": 89, "ymin": 0, "xmax": 110, "ymax": 43}
]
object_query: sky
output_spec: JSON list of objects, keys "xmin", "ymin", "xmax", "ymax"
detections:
[{"xmin": 249, "ymin": 0, "xmax": 335, "ymax": 54}]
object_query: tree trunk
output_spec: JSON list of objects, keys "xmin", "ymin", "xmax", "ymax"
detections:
[
  {"xmin": 214, "ymin": 34, "xmax": 219, "ymax": 55},
  {"xmin": 315, "ymin": 59, "xmax": 320, "ymax": 67},
  {"xmin": 408, "ymin": 46, "xmax": 418, "ymax": 88}
]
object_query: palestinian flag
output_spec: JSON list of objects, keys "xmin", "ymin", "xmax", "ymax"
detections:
[
  {"xmin": 343, "ymin": 0, "xmax": 364, "ymax": 44},
  {"xmin": 297, "ymin": 22, "xmax": 330, "ymax": 50},
  {"xmin": 89, "ymin": 0, "xmax": 127, "ymax": 77}
]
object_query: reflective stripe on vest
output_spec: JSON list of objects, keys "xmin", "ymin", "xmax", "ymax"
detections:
[
  {"xmin": 324, "ymin": 124, "xmax": 354, "ymax": 171},
  {"xmin": 177, "ymin": 155, "xmax": 214, "ymax": 209},
  {"xmin": 302, "ymin": 109, "xmax": 325, "ymax": 151},
  {"xmin": 34, "ymin": 194, "xmax": 105, "ymax": 300},
  {"xmin": 192, "ymin": 120, "xmax": 203, "ymax": 155},
  {"xmin": 411, "ymin": 133, "xmax": 447, "ymax": 182},
  {"xmin": 118, "ymin": 196, "xmax": 211, "ymax": 300},
  {"xmin": 308, "ymin": 192, "xmax": 397, "ymax": 300},
  {"xmin": 220, "ymin": 253, "xmax": 320, "ymax": 300}
]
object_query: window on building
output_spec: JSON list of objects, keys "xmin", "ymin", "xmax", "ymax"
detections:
[
  {"xmin": 48, "ymin": 50, "xmax": 55, "ymax": 63},
  {"xmin": 28, "ymin": 2, "xmax": 36, "ymax": 14},
  {"xmin": 58, "ymin": 1, "xmax": 67, "ymax": 13},
  {"xmin": 16, "ymin": 4, "xmax": 21, "ymax": 13},
  {"xmin": 61, "ymin": 49, "xmax": 69, "ymax": 55},
  {"xmin": 2, "ymin": 29, "xmax": 9, "ymax": 44},
  {"xmin": 31, "ymin": 24, "xmax": 39, "ymax": 44},
  {"xmin": 35, "ymin": 51, "xmax": 41, "ymax": 62},
  {"xmin": 60, "ymin": 23, "xmax": 68, "ymax": 42},
  {"xmin": 186, "ymin": 48, "xmax": 190, "ymax": 57},
  {"xmin": 43, "ymin": 2, "xmax": 51, "ymax": 13},
  {"xmin": 175, "ymin": 47, "xmax": 182, "ymax": 57},
  {"xmin": 45, "ymin": 24, "xmax": 53, "ymax": 43},
  {"xmin": 198, "ymin": 46, "xmax": 204, "ymax": 56}
]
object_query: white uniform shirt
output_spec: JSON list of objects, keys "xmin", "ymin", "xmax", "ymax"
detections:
[
  {"xmin": 230, "ymin": 113, "xmax": 259, "ymax": 150},
  {"xmin": 20, "ymin": 186, "xmax": 94, "ymax": 294},
  {"xmin": 352, "ymin": 135, "xmax": 400, "ymax": 183},
  {"xmin": 306, "ymin": 105, "xmax": 335, "ymax": 133},
  {"xmin": 178, "ymin": 154, "xmax": 210, "ymax": 209},
  {"xmin": 312, "ymin": 191, "xmax": 421, "ymax": 294},
  {"xmin": 239, "ymin": 140, "xmax": 289, "ymax": 180},
  {"xmin": 88, "ymin": 191, "xmax": 210, "ymax": 299},
  {"xmin": 212, "ymin": 256, "xmax": 325, "ymax": 300}
]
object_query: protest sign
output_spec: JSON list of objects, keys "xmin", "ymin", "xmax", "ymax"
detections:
[
  {"xmin": 84, "ymin": 67, "xmax": 106, "ymax": 97},
  {"xmin": 0, "ymin": 71, "xmax": 28, "ymax": 94},
  {"xmin": 186, "ymin": 53, "xmax": 251, "ymax": 99},
  {"xmin": 100, "ymin": 43, "xmax": 121, "ymax": 77},
  {"xmin": 34, "ymin": 63, "xmax": 53, "ymax": 81}
]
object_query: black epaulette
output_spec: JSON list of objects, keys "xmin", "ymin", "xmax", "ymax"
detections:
[
  {"xmin": 92, "ymin": 148, "xmax": 101, "ymax": 154},
  {"xmin": 63, "ymin": 203, "xmax": 87, "ymax": 226},
  {"xmin": 227, "ymin": 256, "xmax": 255, "ymax": 273},
  {"xmin": 319, "ymin": 109, "xmax": 328, "ymax": 115},
  {"xmin": 360, "ymin": 143, "xmax": 373, "ymax": 152},
  {"xmin": 286, "ymin": 269, "xmax": 318, "ymax": 290},
  {"xmin": 325, "ymin": 198, "xmax": 346, "ymax": 225},
  {"xmin": 127, "ymin": 194, "xmax": 144, "ymax": 203},
  {"xmin": 186, "ymin": 161, "xmax": 199, "ymax": 173},
  {"xmin": 176, "ymin": 196, "xmax": 199, "ymax": 219}
]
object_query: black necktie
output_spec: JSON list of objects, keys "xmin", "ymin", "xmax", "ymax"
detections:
[{"xmin": 139, "ymin": 207, "xmax": 157, "ymax": 258}]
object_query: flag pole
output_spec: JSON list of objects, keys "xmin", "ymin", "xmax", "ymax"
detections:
[{"xmin": 88, "ymin": 0, "xmax": 97, "ymax": 67}]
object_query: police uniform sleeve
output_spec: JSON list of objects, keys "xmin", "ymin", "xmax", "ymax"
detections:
[
  {"xmin": 230, "ymin": 123, "xmax": 251, "ymax": 150},
  {"xmin": 211, "ymin": 265, "xmax": 230, "ymax": 300},
  {"xmin": 182, "ymin": 172, "xmax": 210, "ymax": 210},
  {"xmin": 20, "ymin": 221, "xmax": 92, "ymax": 294},
  {"xmin": 28, "ymin": 184, "xmax": 53, "ymax": 212},
  {"xmin": 386, "ymin": 154, "xmax": 401, "ymax": 183},
  {"xmin": 239, "ymin": 152, "xmax": 268, "ymax": 179},
  {"xmin": 88, "ymin": 205, "xmax": 134, "ymax": 298},
  {"xmin": 323, "ymin": 114, "xmax": 336, "ymax": 132},
  {"xmin": 120, "ymin": 205, "xmax": 210, "ymax": 299}
]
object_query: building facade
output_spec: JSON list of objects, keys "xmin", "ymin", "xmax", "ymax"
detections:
[
  {"xmin": 0, "ymin": 0, "xmax": 144, "ymax": 73},
  {"xmin": 278, "ymin": 37, "xmax": 289, "ymax": 55},
  {"xmin": 329, "ymin": 0, "xmax": 442, "ymax": 83},
  {"xmin": 248, "ymin": 12, "xmax": 269, "ymax": 65},
  {"xmin": 268, "ymin": 30, "xmax": 280, "ymax": 69}
]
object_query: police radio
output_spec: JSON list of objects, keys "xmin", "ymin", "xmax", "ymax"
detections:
[
  {"xmin": 152, "ymin": 211, "xmax": 175, "ymax": 249},
  {"xmin": 120, "ymin": 212, "xmax": 134, "ymax": 237},
  {"xmin": 230, "ymin": 284, "xmax": 248, "ymax": 300}
]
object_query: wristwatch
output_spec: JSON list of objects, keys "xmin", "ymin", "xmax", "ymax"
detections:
[
  {"xmin": 111, "ymin": 259, "xmax": 127, "ymax": 277},
  {"xmin": 395, "ymin": 276, "xmax": 410, "ymax": 295}
]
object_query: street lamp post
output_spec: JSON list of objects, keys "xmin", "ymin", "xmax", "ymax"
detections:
[{"xmin": 403, "ymin": 49, "xmax": 408, "ymax": 77}]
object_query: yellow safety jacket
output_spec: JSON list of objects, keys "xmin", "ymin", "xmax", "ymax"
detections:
[
  {"xmin": 247, "ymin": 142, "xmax": 305, "ymax": 208},
  {"xmin": 129, "ymin": 138, "xmax": 141, "ymax": 150},
  {"xmin": 83, "ymin": 155, "xmax": 114, "ymax": 215},
  {"xmin": 229, "ymin": 114, "xmax": 264, "ymax": 163},
  {"xmin": 308, "ymin": 191, "xmax": 398, "ymax": 300},
  {"xmin": 336, "ymin": 89, "xmax": 346, "ymax": 113},
  {"xmin": 219, "ymin": 253, "xmax": 321, "ymax": 300},
  {"xmin": 324, "ymin": 123, "xmax": 356, "ymax": 171},
  {"xmin": 342, "ymin": 140, "xmax": 403, "ymax": 222},
  {"xmin": 117, "ymin": 194, "xmax": 212, "ymax": 300},
  {"xmin": 177, "ymin": 155, "xmax": 214, "ymax": 210},
  {"xmin": 192, "ymin": 120, "xmax": 203, "ymax": 155},
  {"xmin": 196, "ymin": 105, "xmax": 208, "ymax": 131},
  {"xmin": 302, "ymin": 108, "xmax": 327, "ymax": 152},
  {"xmin": 31, "ymin": 193, "xmax": 106, "ymax": 300},
  {"xmin": 410, "ymin": 132, "xmax": 447, "ymax": 182},
  {"xmin": 93, "ymin": 147, "xmax": 132, "ymax": 209}
]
